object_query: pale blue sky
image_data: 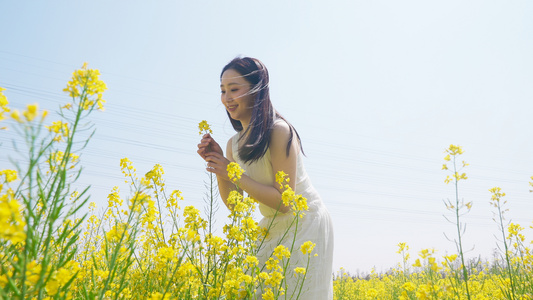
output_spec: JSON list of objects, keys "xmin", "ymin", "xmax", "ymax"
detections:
[{"xmin": 1, "ymin": 0, "xmax": 532, "ymax": 273}]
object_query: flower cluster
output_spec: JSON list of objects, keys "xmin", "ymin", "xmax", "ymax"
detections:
[
  {"xmin": 63, "ymin": 62, "xmax": 107, "ymax": 111},
  {"xmin": 0, "ymin": 188, "xmax": 26, "ymax": 245},
  {"xmin": 46, "ymin": 120, "xmax": 70, "ymax": 142},
  {"xmin": 489, "ymin": 187, "xmax": 506, "ymax": 208},
  {"xmin": 227, "ymin": 162, "xmax": 245, "ymax": 183},
  {"xmin": 276, "ymin": 171, "xmax": 308, "ymax": 217},
  {"xmin": 198, "ymin": 120, "xmax": 213, "ymax": 135},
  {"xmin": 443, "ymin": 144, "xmax": 468, "ymax": 184},
  {"xmin": 10, "ymin": 103, "xmax": 48, "ymax": 123}
]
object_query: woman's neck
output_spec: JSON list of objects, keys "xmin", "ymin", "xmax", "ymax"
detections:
[{"xmin": 240, "ymin": 117, "xmax": 251, "ymax": 133}]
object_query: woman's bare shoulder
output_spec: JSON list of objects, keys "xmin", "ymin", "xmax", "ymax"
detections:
[
  {"xmin": 270, "ymin": 119, "xmax": 298, "ymax": 153},
  {"xmin": 271, "ymin": 119, "xmax": 291, "ymax": 137}
]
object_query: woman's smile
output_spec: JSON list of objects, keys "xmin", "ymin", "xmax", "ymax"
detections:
[{"xmin": 226, "ymin": 104, "xmax": 238, "ymax": 112}]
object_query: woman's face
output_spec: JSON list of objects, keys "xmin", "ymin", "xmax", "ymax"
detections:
[{"xmin": 220, "ymin": 69, "xmax": 255, "ymax": 125}]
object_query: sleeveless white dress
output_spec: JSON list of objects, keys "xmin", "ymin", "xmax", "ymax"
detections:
[{"xmin": 231, "ymin": 125, "xmax": 334, "ymax": 300}]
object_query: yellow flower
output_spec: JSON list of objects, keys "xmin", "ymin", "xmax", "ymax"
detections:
[
  {"xmin": 292, "ymin": 194, "xmax": 308, "ymax": 213},
  {"xmin": 10, "ymin": 109, "xmax": 22, "ymax": 123},
  {"xmin": 300, "ymin": 241, "xmax": 316, "ymax": 255},
  {"xmin": 0, "ymin": 87, "xmax": 8, "ymax": 107},
  {"xmin": 508, "ymin": 223, "xmax": 523, "ymax": 237},
  {"xmin": 294, "ymin": 267, "xmax": 306, "ymax": 275},
  {"xmin": 262, "ymin": 288, "xmax": 275, "ymax": 300},
  {"xmin": 366, "ymin": 288, "xmax": 378, "ymax": 298},
  {"xmin": 275, "ymin": 170, "xmax": 289, "ymax": 188},
  {"xmin": 144, "ymin": 163, "xmax": 165, "ymax": 187},
  {"xmin": 444, "ymin": 254, "xmax": 458, "ymax": 262},
  {"xmin": 402, "ymin": 281, "xmax": 416, "ymax": 292},
  {"xmin": 107, "ymin": 186, "xmax": 122, "ymax": 208},
  {"xmin": 166, "ymin": 189, "xmax": 183, "ymax": 209},
  {"xmin": 198, "ymin": 120, "xmax": 213, "ymax": 135},
  {"xmin": 446, "ymin": 144, "xmax": 464, "ymax": 155},
  {"xmin": 412, "ymin": 258, "xmax": 422, "ymax": 268},
  {"xmin": 397, "ymin": 242, "xmax": 409, "ymax": 254},
  {"xmin": 227, "ymin": 162, "xmax": 244, "ymax": 182},
  {"xmin": 63, "ymin": 63, "xmax": 107, "ymax": 111},
  {"xmin": 244, "ymin": 255, "xmax": 259, "ymax": 267},
  {"xmin": 23, "ymin": 103, "xmax": 39, "ymax": 122},
  {"xmin": 157, "ymin": 246, "xmax": 175, "ymax": 262},
  {"xmin": 273, "ymin": 245, "xmax": 291, "ymax": 260},
  {"xmin": 46, "ymin": 120, "xmax": 70, "ymax": 142},
  {"xmin": 489, "ymin": 187, "xmax": 506, "ymax": 207},
  {"xmin": 281, "ymin": 188, "xmax": 295, "ymax": 206},
  {"xmin": 419, "ymin": 248, "xmax": 433, "ymax": 259},
  {"xmin": 0, "ymin": 191, "xmax": 26, "ymax": 244},
  {"xmin": 25, "ymin": 261, "xmax": 42, "ymax": 285},
  {"xmin": 0, "ymin": 169, "xmax": 18, "ymax": 183}
]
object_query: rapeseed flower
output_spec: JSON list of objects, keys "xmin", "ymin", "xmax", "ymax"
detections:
[
  {"xmin": 227, "ymin": 162, "xmax": 244, "ymax": 182},
  {"xmin": 46, "ymin": 120, "xmax": 69, "ymax": 142},
  {"xmin": 273, "ymin": 245, "xmax": 291, "ymax": 260},
  {"xmin": 0, "ymin": 190, "xmax": 26, "ymax": 244},
  {"xmin": 64, "ymin": 63, "xmax": 106, "ymax": 111},
  {"xmin": 443, "ymin": 144, "xmax": 468, "ymax": 184},
  {"xmin": 300, "ymin": 241, "xmax": 316, "ymax": 255},
  {"xmin": 489, "ymin": 187, "xmax": 506, "ymax": 207},
  {"xmin": 23, "ymin": 103, "xmax": 39, "ymax": 122},
  {"xmin": 0, "ymin": 169, "xmax": 17, "ymax": 183},
  {"xmin": 10, "ymin": 103, "xmax": 47, "ymax": 123},
  {"xmin": 275, "ymin": 170, "xmax": 289, "ymax": 188},
  {"xmin": 198, "ymin": 120, "xmax": 212, "ymax": 135}
]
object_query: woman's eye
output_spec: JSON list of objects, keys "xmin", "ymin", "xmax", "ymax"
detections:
[
  {"xmin": 231, "ymin": 89, "xmax": 238, "ymax": 92},
  {"xmin": 221, "ymin": 90, "xmax": 226, "ymax": 94}
]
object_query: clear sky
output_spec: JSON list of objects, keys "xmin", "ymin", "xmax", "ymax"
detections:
[{"xmin": 1, "ymin": 0, "xmax": 532, "ymax": 274}]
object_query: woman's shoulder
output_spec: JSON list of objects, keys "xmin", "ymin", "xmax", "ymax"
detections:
[
  {"xmin": 270, "ymin": 119, "xmax": 297, "ymax": 149},
  {"xmin": 271, "ymin": 118, "xmax": 291, "ymax": 136}
]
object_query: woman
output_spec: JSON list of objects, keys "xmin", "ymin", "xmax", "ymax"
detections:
[{"xmin": 197, "ymin": 57, "xmax": 333, "ymax": 299}]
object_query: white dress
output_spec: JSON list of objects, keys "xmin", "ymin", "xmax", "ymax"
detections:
[{"xmin": 231, "ymin": 126, "xmax": 334, "ymax": 300}]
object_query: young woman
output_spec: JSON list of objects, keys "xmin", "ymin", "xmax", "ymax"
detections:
[{"xmin": 197, "ymin": 57, "xmax": 334, "ymax": 299}]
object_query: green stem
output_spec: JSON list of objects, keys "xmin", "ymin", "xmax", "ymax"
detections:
[{"xmin": 452, "ymin": 155, "xmax": 471, "ymax": 300}]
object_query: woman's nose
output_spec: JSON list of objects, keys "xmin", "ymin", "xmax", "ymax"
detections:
[{"xmin": 222, "ymin": 93, "xmax": 232, "ymax": 103}]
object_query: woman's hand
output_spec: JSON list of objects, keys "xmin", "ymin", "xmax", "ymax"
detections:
[
  {"xmin": 197, "ymin": 133, "xmax": 223, "ymax": 160},
  {"xmin": 204, "ymin": 152, "xmax": 231, "ymax": 180}
]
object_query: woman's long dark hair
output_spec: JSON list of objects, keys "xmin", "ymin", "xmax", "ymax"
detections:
[{"xmin": 221, "ymin": 57, "xmax": 304, "ymax": 164}]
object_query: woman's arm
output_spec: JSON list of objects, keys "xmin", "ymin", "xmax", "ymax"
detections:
[{"xmin": 203, "ymin": 122, "xmax": 298, "ymax": 213}]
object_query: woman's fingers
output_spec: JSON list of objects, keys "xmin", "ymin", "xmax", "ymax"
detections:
[
  {"xmin": 197, "ymin": 133, "xmax": 224, "ymax": 160},
  {"xmin": 198, "ymin": 136, "xmax": 223, "ymax": 155},
  {"xmin": 205, "ymin": 152, "xmax": 225, "ymax": 161},
  {"xmin": 204, "ymin": 153, "xmax": 230, "ymax": 179}
]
